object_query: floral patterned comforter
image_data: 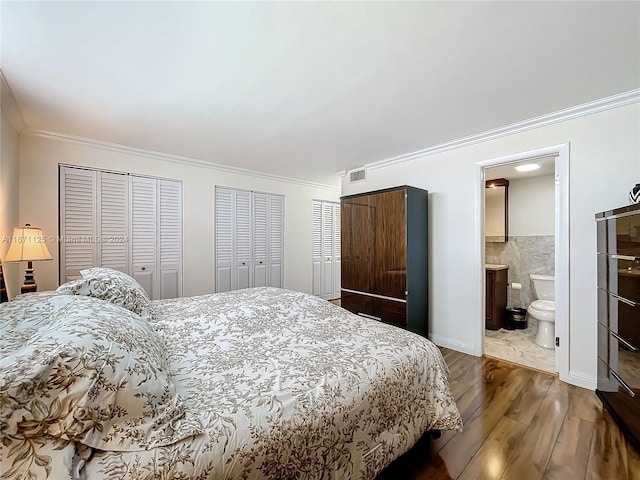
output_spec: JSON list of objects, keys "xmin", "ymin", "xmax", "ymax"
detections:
[{"xmin": 2, "ymin": 287, "xmax": 462, "ymax": 479}]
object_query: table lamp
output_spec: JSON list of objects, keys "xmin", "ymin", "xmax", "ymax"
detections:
[{"xmin": 3, "ymin": 224, "xmax": 53, "ymax": 294}]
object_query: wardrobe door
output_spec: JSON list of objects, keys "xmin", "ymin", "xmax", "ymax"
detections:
[
  {"xmin": 234, "ymin": 189, "xmax": 252, "ymax": 290},
  {"xmin": 215, "ymin": 187, "xmax": 234, "ymax": 293},
  {"xmin": 130, "ymin": 176, "xmax": 158, "ymax": 298},
  {"xmin": 59, "ymin": 167, "xmax": 98, "ymax": 283},
  {"xmin": 369, "ymin": 189, "xmax": 406, "ymax": 299},
  {"xmin": 252, "ymin": 192, "xmax": 269, "ymax": 288},
  {"xmin": 341, "ymin": 196, "xmax": 370, "ymax": 293},
  {"xmin": 158, "ymin": 179, "xmax": 182, "ymax": 299},
  {"xmin": 98, "ymin": 172, "xmax": 129, "ymax": 274},
  {"xmin": 268, "ymin": 194, "xmax": 284, "ymax": 288}
]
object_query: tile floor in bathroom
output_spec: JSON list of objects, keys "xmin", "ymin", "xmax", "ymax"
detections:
[{"xmin": 484, "ymin": 323, "xmax": 555, "ymax": 374}]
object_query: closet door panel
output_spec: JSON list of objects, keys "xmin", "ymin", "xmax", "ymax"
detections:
[
  {"xmin": 215, "ymin": 187, "xmax": 234, "ymax": 293},
  {"xmin": 59, "ymin": 167, "xmax": 98, "ymax": 282},
  {"xmin": 98, "ymin": 172, "xmax": 129, "ymax": 273},
  {"xmin": 369, "ymin": 190, "xmax": 406, "ymax": 299},
  {"xmin": 322, "ymin": 201, "xmax": 334, "ymax": 299},
  {"xmin": 312, "ymin": 200, "xmax": 322, "ymax": 296},
  {"xmin": 252, "ymin": 193, "xmax": 268, "ymax": 288},
  {"xmin": 235, "ymin": 189, "xmax": 252, "ymax": 290},
  {"xmin": 268, "ymin": 194, "xmax": 284, "ymax": 288},
  {"xmin": 159, "ymin": 179, "xmax": 182, "ymax": 298},
  {"xmin": 130, "ymin": 176, "xmax": 158, "ymax": 298},
  {"xmin": 332, "ymin": 203, "xmax": 341, "ymax": 299}
]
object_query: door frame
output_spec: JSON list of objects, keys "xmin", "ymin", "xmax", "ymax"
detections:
[{"xmin": 474, "ymin": 143, "xmax": 570, "ymax": 383}]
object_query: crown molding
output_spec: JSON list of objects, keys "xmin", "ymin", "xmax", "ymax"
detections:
[
  {"xmin": 0, "ymin": 70, "xmax": 27, "ymax": 132},
  {"xmin": 24, "ymin": 129, "xmax": 340, "ymax": 191},
  {"xmin": 365, "ymin": 89, "xmax": 640, "ymax": 171}
]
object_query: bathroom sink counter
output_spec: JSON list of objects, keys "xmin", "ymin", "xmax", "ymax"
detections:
[{"xmin": 485, "ymin": 264, "xmax": 508, "ymax": 270}]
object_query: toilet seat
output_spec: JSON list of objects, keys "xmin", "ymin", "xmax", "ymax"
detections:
[
  {"xmin": 530, "ymin": 300, "xmax": 555, "ymax": 312},
  {"xmin": 528, "ymin": 300, "xmax": 555, "ymax": 323}
]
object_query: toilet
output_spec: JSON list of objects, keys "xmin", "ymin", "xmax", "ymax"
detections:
[{"xmin": 528, "ymin": 274, "xmax": 555, "ymax": 349}]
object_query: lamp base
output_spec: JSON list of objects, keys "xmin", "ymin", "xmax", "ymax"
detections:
[
  {"xmin": 21, "ymin": 283, "xmax": 38, "ymax": 294},
  {"xmin": 21, "ymin": 261, "xmax": 38, "ymax": 294}
]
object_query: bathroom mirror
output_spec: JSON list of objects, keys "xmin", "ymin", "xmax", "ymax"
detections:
[{"xmin": 485, "ymin": 178, "xmax": 509, "ymax": 242}]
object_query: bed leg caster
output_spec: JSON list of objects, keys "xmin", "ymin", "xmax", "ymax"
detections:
[{"xmin": 429, "ymin": 430, "xmax": 441, "ymax": 440}]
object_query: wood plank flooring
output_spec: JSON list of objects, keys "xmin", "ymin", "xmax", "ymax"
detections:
[{"xmin": 375, "ymin": 348, "xmax": 640, "ymax": 480}]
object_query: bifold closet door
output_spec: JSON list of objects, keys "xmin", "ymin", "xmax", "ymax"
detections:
[
  {"xmin": 158, "ymin": 179, "xmax": 182, "ymax": 299},
  {"xmin": 60, "ymin": 166, "xmax": 182, "ymax": 299},
  {"xmin": 59, "ymin": 167, "xmax": 99, "ymax": 283},
  {"xmin": 332, "ymin": 202, "xmax": 341, "ymax": 299},
  {"xmin": 215, "ymin": 187, "xmax": 284, "ymax": 293},
  {"xmin": 268, "ymin": 194, "xmax": 284, "ymax": 288},
  {"xmin": 60, "ymin": 168, "xmax": 129, "ymax": 283},
  {"xmin": 312, "ymin": 201, "xmax": 323, "ymax": 296},
  {"xmin": 130, "ymin": 176, "xmax": 157, "ymax": 298},
  {"xmin": 312, "ymin": 200, "xmax": 341, "ymax": 300},
  {"xmin": 252, "ymin": 192, "xmax": 269, "ymax": 288},
  {"xmin": 130, "ymin": 177, "xmax": 182, "ymax": 300},
  {"xmin": 214, "ymin": 187, "xmax": 253, "ymax": 292}
]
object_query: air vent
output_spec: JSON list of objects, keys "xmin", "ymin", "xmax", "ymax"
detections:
[{"xmin": 349, "ymin": 168, "xmax": 366, "ymax": 183}]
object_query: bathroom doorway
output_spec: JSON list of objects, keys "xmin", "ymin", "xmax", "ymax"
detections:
[
  {"xmin": 484, "ymin": 157, "xmax": 556, "ymax": 372},
  {"xmin": 475, "ymin": 144, "xmax": 569, "ymax": 381}
]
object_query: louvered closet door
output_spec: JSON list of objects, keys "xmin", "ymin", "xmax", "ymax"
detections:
[
  {"xmin": 268, "ymin": 194, "xmax": 284, "ymax": 288},
  {"xmin": 59, "ymin": 167, "xmax": 98, "ymax": 283},
  {"xmin": 312, "ymin": 201, "xmax": 322, "ymax": 296},
  {"xmin": 130, "ymin": 176, "xmax": 158, "ymax": 299},
  {"xmin": 322, "ymin": 201, "xmax": 334, "ymax": 299},
  {"xmin": 98, "ymin": 172, "xmax": 129, "ymax": 273},
  {"xmin": 332, "ymin": 203, "xmax": 341, "ymax": 299},
  {"xmin": 215, "ymin": 187, "xmax": 234, "ymax": 293},
  {"xmin": 235, "ymin": 189, "xmax": 252, "ymax": 290},
  {"xmin": 159, "ymin": 180, "xmax": 182, "ymax": 299},
  {"xmin": 252, "ymin": 192, "xmax": 268, "ymax": 287}
]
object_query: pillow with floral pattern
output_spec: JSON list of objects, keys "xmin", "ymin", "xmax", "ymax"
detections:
[
  {"xmin": 57, "ymin": 267, "xmax": 153, "ymax": 320},
  {"xmin": 0, "ymin": 295, "xmax": 203, "ymax": 452}
]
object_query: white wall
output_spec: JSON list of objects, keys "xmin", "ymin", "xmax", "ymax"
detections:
[
  {"xmin": 509, "ymin": 174, "xmax": 555, "ymax": 236},
  {"xmin": 0, "ymin": 107, "xmax": 21, "ymax": 298},
  {"xmin": 18, "ymin": 135, "xmax": 340, "ymax": 296},
  {"xmin": 341, "ymin": 103, "xmax": 640, "ymax": 385}
]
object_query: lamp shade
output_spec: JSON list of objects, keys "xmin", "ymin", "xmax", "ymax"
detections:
[{"xmin": 3, "ymin": 225, "xmax": 53, "ymax": 262}]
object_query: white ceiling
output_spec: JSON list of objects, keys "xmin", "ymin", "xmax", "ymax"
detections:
[{"xmin": 2, "ymin": 1, "xmax": 639, "ymax": 187}]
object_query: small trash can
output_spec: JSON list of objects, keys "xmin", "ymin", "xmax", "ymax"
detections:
[{"xmin": 505, "ymin": 307, "xmax": 528, "ymax": 330}]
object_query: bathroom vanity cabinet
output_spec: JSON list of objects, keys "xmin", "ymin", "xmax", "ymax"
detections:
[
  {"xmin": 486, "ymin": 265, "xmax": 508, "ymax": 330},
  {"xmin": 595, "ymin": 203, "xmax": 640, "ymax": 453},
  {"xmin": 340, "ymin": 186, "xmax": 429, "ymax": 337}
]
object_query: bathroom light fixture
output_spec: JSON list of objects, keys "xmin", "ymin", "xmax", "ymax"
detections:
[{"xmin": 515, "ymin": 163, "xmax": 541, "ymax": 172}]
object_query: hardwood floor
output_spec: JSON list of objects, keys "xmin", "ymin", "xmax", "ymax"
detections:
[{"xmin": 376, "ymin": 348, "xmax": 640, "ymax": 480}]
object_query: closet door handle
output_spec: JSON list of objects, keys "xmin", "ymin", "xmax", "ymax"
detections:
[
  {"xmin": 611, "ymin": 331, "xmax": 639, "ymax": 352},
  {"xmin": 141, "ymin": 267, "xmax": 146, "ymax": 271}
]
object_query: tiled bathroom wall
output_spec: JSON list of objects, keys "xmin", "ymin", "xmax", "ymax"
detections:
[{"xmin": 486, "ymin": 235, "xmax": 555, "ymax": 317}]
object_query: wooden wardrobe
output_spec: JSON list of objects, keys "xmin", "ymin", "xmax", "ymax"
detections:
[{"xmin": 340, "ymin": 186, "xmax": 429, "ymax": 337}]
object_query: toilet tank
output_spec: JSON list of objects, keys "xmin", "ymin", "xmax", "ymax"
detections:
[{"xmin": 530, "ymin": 274, "xmax": 555, "ymax": 301}]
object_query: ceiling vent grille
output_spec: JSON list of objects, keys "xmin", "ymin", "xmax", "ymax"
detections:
[{"xmin": 349, "ymin": 168, "xmax": 366, "ymax": 183}]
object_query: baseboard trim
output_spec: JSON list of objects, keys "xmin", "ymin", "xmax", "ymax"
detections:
[
  {"xmin": 563, "ymin": 370, "xmax": 597, "ymax": 390},
  {"xmin": 430, "ymin": 334, "xmax": 476, "ymax": 356}
]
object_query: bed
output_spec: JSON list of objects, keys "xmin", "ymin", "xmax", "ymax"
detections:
[{"xmin": 1, "ymin": 268, "xmax": 462, "ymax": 479}]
